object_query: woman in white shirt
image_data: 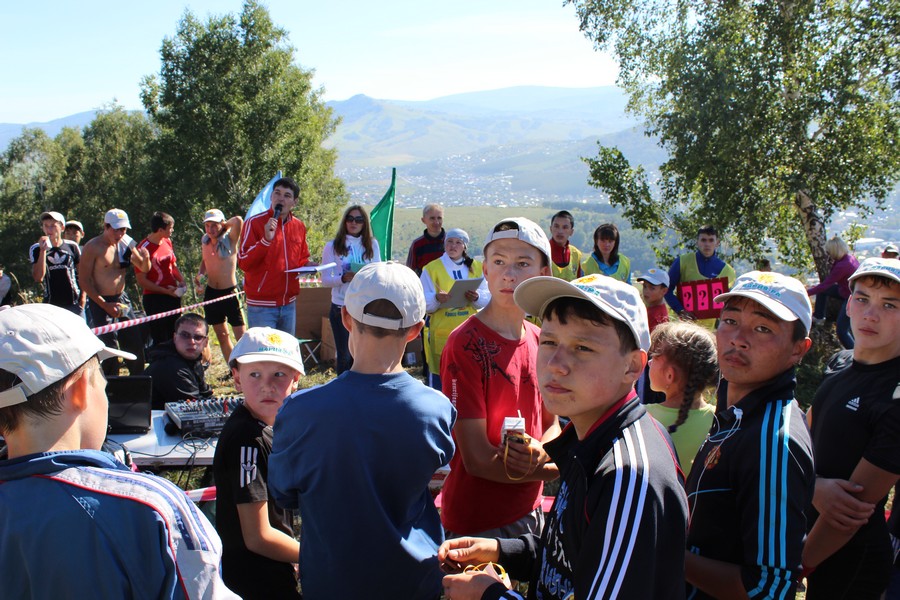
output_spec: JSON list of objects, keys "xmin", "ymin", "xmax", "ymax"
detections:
[
  {"xmin": 321, "ymin": 205, "xmax": 381, "ymax": 374},
  {"xmin": 420, "ymin": 228, "xmax": 490, "ymax": 389}
]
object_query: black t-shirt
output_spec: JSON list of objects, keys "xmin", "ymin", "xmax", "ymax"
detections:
[
  {"xmin": 212, "ymin": 404, "xmax": 299, "ymax": 599},
  {"xmin": 809, "ymin": 354, "xmax": 900, "ymax": 545},
  {"xmin": 29, "ymin": 240, "xmax": 80, "ymax": 306}
]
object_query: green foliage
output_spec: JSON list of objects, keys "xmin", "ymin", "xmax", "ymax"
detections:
[
  {"xmin": 140, "ymin": 0, "xmax": 347, "ymax": 258},
  {"xmin": 570, "ymin": 0, "xmax": 900, "ymax": 277}
]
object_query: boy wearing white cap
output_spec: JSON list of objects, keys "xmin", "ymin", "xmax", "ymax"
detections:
[
  {"xmin": 440, "ymin": 274, "xmax": 687, "ymax": 600},
  {"xmin": 802, "ymin": 258, "xmax": 900, "ymax": 598},
  {"xmin": 637, "ymin": 267, "xmax": 672, "ymax": 333},
  {"xmin": 684, "ymin": 271, "xmax": 815, "ymax": 599},
  {"xmin": 439, "ymin": 217, "xmax": 561, "ymax": 541},
  {"xmin": 213, "ymin": 327, "xmax": 304, "ymax": 599},
  {"xmin": 29, "ymin": 210, "xmax": 84, "ymax": 315},
  {"xmin": 197, "ymin": 208, "xmax": 245, "ymax": 363},
  {"xmin": 268, "ymin": 262, "xmax": 456, "ymax": 599},
  {"xmin": 0, "ymin": 304, "xmax": 236, "ymax": 599}
]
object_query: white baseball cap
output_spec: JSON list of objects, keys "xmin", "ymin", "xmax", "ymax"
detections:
[
  {"xmin": 203, "ymin": 209, "xmax": 226, "ymax": 224},
  {"xmin": 39, "ymin": 211, "xmax": 66, "ymax": 225},
  {"xmin": 229, "ymin": 327, "xmax": 305, "ymax": 375},
  {"xmin": 482, "ymin": 217, "xmax": 552, "ymax": 266},
  {"xmin": 65, "ymin": 220, "xmax": 84, "ymax": 232},
  {"xmin": 0, "ymin": 304, "xmax": 135, "ymax": 408},
  {"xmin": 104, "ymin": 208, "xmax": 131, "ymax": 229},
  {"xmin": 514, "ymin": 274, "xmax": 651, "ymax": 351},
  {"xmin": 880, "ymin": 243, "xmax": 898, "ymax": 256},
  {"xmin": 714, "ymin": 271, "xmax": 812, "ymax": 332},
  {"xmin": 849, "ymin": 257, "xmax": 900, "ymax": 286},
  {"xmin": 345, "ymin": 261, "xmax": 426, "ymax": 330},
  {"xmin": 636, "ymin": 268, "xmax": 670, "ymax": 288}
]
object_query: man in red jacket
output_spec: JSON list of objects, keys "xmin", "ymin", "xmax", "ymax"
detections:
[{"xmin": 238, "ymin": 177, "xmax": 310, "ymax": 335}]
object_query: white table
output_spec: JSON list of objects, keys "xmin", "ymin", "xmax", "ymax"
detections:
[{"xmin": 107, "ymin": 410, "xmax": 218, "ymax": 468}]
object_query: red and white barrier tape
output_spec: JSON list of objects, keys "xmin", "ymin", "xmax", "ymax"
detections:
[
  {"xmin": 91, "ymin": 290, "xmax": 244, "ymax": 336},
  {"xmin": 185, "ymin": 486, "xmax": 217, "ymax": 503}
]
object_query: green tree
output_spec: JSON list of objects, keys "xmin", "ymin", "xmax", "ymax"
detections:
[
  {"xmin": 570, "ymin": 0, "xmax": 900, "ymax": 276},
  {"xmin": 140, "ymin": 0, "xmax": 347, "ymax": 257}
]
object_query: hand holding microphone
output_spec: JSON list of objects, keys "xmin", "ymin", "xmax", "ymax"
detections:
[{"xmin": 264, "ymin": 204, "xmax": 283, "ymax": 242}]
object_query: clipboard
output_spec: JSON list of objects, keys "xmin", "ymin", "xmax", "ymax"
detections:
[
  {"xmin": 443, "ymin": 278, "xmax": 483, "ymax": 309},
  {"xmin": 286, "ymin": 262, "xmax": 337, "ymax": 273}
]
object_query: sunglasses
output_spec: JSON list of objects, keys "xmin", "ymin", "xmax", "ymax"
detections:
[
  {"xmin": 345, "ymin": 215, "xmax": 365, "ymax": 224},
  {"xmin": 177, "ymin": 331, "xmax": 208, "ymax": 342}
]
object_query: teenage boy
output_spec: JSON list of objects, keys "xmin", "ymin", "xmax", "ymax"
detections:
[
  {"xmin": 665, "ymin": 225, "xmax": 736, "ymax": 329},
  {"xmin": 196, "ymin": 208, "xmax": 245, "ymax": 363},
  {"xmin": 238, "ymin": 177, "xmax": 310, "ymax": 334},
  {"xmin": 64, "ymin": 219, "xmax": 85, "ymax": 244},
  {"xmin": 268, "ymin": 261, "xmax": 456, "ymax": 599},
  {"xmin": 802, "ymin": 258, "xmax": 900, "ymax": 598},
  {"xmin": 406, "ymin": 203, "xmax": 446, "ymax": 275},
  {"xmin": 636, "ymin": 267, "xmax": 671, "ymax": 333},
  {"xmin": 0, "ymin": 304, "xmax": 236, "ymax": 599},
  {"xmin": 439, "ymin": 273, "xmax": 688, "ymax": 600},
  {"xmin": 136, "ymin": 211, "xmax": 186, "ymax": 345},
  {"xmin": 440, "ymin": 217, "xmax": 560, "ymax": 539},
  {"xmin": 79, "ymin": 208, "xmax": 151, "ymax": 375},
  {"xmin": 548, "ymin": 210, "xmax": 583, "ymax": 281},
  {"xmin": 30, "ymin": 210, "xmax": 84, "ymax": 315},
  {"xmin": 214, "ymin": 327, "xmax": 305, "ymax": 600},
  {"xmin": 685, "ymin": 271, "xmax": 815, "ymax": 599},
  {"xmin": 144, "ymin": 313, "xmax": 213, "ymax": 409}
]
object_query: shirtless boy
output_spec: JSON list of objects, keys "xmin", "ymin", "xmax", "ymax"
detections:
[
  {"xmin": 196, "ymin": 209, "xmax": 245, "ymax": 363},
  {"xmin": 78, "ymin": 208, "xmax": 151, "ymax": 375}
]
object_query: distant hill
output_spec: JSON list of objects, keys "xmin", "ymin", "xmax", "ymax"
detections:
[{"xmin": 0, "ymin": 111, "xmax": 97, "ymax": 150}]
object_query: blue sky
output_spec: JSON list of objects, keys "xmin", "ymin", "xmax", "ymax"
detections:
[{"xmin": 0, "ymin": 0, "xmax": 618, "ymax": 123}]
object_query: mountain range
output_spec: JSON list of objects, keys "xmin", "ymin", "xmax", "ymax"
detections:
[{"xmin": 0, "ymin": 86, "xmax": 663, "ymax": 207}]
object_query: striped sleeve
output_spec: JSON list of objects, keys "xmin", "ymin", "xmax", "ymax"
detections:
[{"xmin": 741, "ymin": 400, "xmax": 810, "ymax": 599}]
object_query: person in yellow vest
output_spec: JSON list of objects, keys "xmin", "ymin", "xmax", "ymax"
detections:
[
  {"xmin": 665, "ymin": 224, "xmax": 736, "ymax": 330},
  {"xmin": 420, "ymin": 229, "xmax": 490, "ymax": 390},
  {"xmin": 548, "ymin": 210, "xmax": 584, "ymax": 281},
  {"xmin": 582, "ymin": 223, "xmax": 631, "ymax": 283}
]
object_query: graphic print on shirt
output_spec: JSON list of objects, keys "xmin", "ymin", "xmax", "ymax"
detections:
[
  {"xmin": 240, "ymin": 446, "xmax": 259, "ymax": 488},
  {"xmin": 461, "ymin": 329, "xmax": 511, "ymax": 384}
]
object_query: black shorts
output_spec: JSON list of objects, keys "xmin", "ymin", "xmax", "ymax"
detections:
[{"xmin": 203, "ymin": 285, "xmax": 244, "ymax": 327}]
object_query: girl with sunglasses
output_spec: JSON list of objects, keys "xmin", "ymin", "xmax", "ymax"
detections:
[{"xmin": 321, "ymin": 205, "xmax": 381, "ymax": 373}]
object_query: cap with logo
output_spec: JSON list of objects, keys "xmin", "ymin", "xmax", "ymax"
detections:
[
  {"xmin": 482, "ymin": 217, "xmax": 552, "ymax": 267},
  {"xmin": 514, "ymin": 273, "xmax": 651, "ymax": 351},
  {"xmin": 849, "ymin": 257, "xmax": 900, "ymax": 286},
  {"xmin": 344, "ymin": 261, "xmax": 426, "ymax": 330},
  {"xmin": 636, "ymin": 268, "xmax": 670, "ymax": 288},
  {"xmin": 203, "ymin": 209, "xmax": 226, "ymax": 224},
  {"xmin": 39, "ymin": 211, "xmax": 66, "ymax": 225},
  {"xmin": 104, "ymin": 209, "xmax": 131, "ymax": 230},
  {"xmin": 229, "ymin": 327, "xmax": 305, "ymax": 375},
  {"xmin": 713, "ymin": 271, "xmax": 812, "ymax": 332},
  {"xmin": 0, "ymin": 304, "xmax": 135, "ymax": 408}
]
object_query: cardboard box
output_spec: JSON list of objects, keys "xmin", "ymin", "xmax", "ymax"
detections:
[
  {"xmin": 320, "ymin": 316, "xmax": 336, "ymax": 363},
  {"xmin": 294, "ymin": 286, "xmax": 331, "ymax": 341}
]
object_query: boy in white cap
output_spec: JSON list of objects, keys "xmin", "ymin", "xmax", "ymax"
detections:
[
  {"xmin": 684, "ymin": 271, "xmax": 815, "ymax": 599},
  {"xmin": 213, "ymin": 327, "xmax": 304, "ymax": 599},
  {"xmin": 79, "ymin": 208, "xmax": 151, "ymax": 375},
  {"xmin": 440, "ymin": 274, "xmax": 687, "ymax": 600},
  {"xmin": 30, "ymin": 210, "xmax": 84, "ymax": 315},
  {"xmin": 439, "ymin": 217, "xmax": 560, "ymax": 541},
  {"xmin": 0, "ymin": 304, "xmax": 236, "ymax": 599},
  {"xmin": 196, "ymin": 208, "xmax": 245, "ymax": 363},
  {"xmin": 64, "ymin": 219, "xmax": 85, "ymax": 244},
  {"xmin": 269, "ymin": 262, "xmax": 456, "ymax": 600},
  {"xmin": 636, "ymin": 267, "xmax": 672, "ymax": 333},
  {"xmin": 802, "ymin": 258, "xmax": 900, "ymax": 598}
]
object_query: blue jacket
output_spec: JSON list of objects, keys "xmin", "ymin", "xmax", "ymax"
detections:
[{"xmin": 0, "ymin": 450, "xmax": 236, "ymax": 599}]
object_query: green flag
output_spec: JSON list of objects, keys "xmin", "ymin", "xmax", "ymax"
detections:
[{"xmin": 369, "ymin": 168, "xmax": 395, "ymax": 261}]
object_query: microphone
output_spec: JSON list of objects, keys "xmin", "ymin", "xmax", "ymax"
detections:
[{"xmin": 273, "ymin": 204, "xmax": 283, "ymax": 219}]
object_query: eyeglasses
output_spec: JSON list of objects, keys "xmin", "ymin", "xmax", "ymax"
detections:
[
  {"xmin": 177, "ymin": 331, "xmax": 208, "ymax": 342},
  {"xmin": 345, "ymin": 215, "xmax": 365, "ymax": 224}
]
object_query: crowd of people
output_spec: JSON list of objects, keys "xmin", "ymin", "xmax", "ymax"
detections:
[{"xmin": 0, "ymin": 190, "xmax": 898, "ymax": 600}]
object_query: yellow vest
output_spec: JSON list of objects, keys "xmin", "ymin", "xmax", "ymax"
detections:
[
  {"xmin": 551, "ymin": 245, "xmax": 584, "ymax": 281},
  {"xmin": 422, "ymin": 259, "xmax": 484, "ymax": 373},
  {"xmin": 582, "ymin": 253, "xmax": 631, "ymax": 282}
]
